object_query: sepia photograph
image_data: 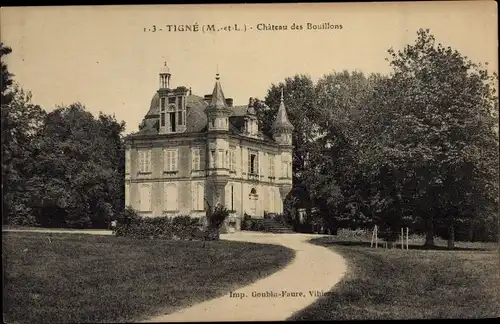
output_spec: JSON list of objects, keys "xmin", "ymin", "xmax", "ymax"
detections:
[{"xmin": 1, "ymin": 2, "xmax": 499, "ymax": 323}]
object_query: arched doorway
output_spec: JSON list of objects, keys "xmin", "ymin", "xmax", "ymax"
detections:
[{"xmin": 249, "ymin": 188, "xmax": 258, "ymax": 217}]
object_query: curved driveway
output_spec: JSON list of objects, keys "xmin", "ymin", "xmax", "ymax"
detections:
[{"xmin": 144, "ymin": 231, "xmax": 347, "ymax": 322}]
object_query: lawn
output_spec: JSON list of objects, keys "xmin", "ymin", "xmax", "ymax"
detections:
[
  {"xmin": 3, "ymin": 231, "xmax": 295, "ymax": 323},
  {"xmin": 290, "ymin": 235, "xmax": 500, "ymax": 320}
]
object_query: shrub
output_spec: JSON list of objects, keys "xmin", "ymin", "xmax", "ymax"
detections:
[
  {"xmin": 273, "ymin": 213, "xmax": 292, "ymax": 226},
  {"xmin": 241, "ymin": 213, "xmax": 252, "ymax": 230},
  {"xmin": 172, "ymin": 215, "xmax": 202, "ymax": 239},
  {"xmin": 207, "ymin": 204, "xmax": 230, "ymax": 229},
  {"xmin": 251, "ymin": 219, "xmax": 265, "ymax": 231},
  {"xmin": 114, "ymin": 207, "xmax": 205, "ymax": 240}
]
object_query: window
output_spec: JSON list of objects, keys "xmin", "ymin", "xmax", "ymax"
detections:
[
  {"xmin": 226, "ymin": 151, "xmax": 229, "ymax": 170},
  {"xmin": 192, "ymin": 182, "xmax": 205, "ymax": 211},
  {"xmin": 139, "ymin": 183, "xmax": 151, "ymax": 212},
  {"xmin": 167, "ymin": 104, "xmax": 176, "ymax": 132},
  {"xmin": 211, "ymin": 119, "xmax": 215, "ymax": 128},
  {"xmin": 138, "ymin": 149, "xmax": 151, "ymax": 173},
  {"xmin": 192, "ymin": 148, "xmax": 201, "ymax": 171},
  {"xmin": 249, "ymin": 153, "xmax": 258, "ymax": 175},
  {"xmin": 282, "ymin": 159, "xmax": 291, "ymax": 178},
  {"xmin": 125, "ymin": 149, "xmax": 131, "ymax": 174},
  {"xmin": 210, "ymin": 150, "xmax": 216, "ymax": 168},
  {"xmin": 168, "ymin": 97, "xmax": 176, "ymax": 104},
  {"xmin": 160, "ymin": 97, "xmax": 166, "ymax": 110},
  {"xmin": 164, "ymin": 149, "xmax": 178, "ymax": 172},
  {"xmin": 164, "ymin": 183, "xmax": 178, "ymax": 211},
  {"xmin": 269, "ymin": 155, "xmax": 275, "ymax": 178}
]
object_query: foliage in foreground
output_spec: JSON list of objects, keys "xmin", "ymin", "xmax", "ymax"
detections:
[{"xmin": 114, "ymin": 205, "xmax": 231, "ymax": 240}]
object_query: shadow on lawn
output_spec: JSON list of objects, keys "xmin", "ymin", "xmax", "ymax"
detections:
[{"xmin": 309, "ymin": 237, "xmax": 494, "ymax": 252}]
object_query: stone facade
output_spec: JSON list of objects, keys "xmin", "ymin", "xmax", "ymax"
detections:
[{"xmin": 124, "ymin": 64, "xmax": 294, "ymax": 230}]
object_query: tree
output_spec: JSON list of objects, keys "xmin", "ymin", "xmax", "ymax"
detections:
[
  {"xmin": 2, "ymin": 84, "xmax": 46, "ymax": 225},
  {"xmin": 304, "ymin": 71, "xmax": 385, "ymax": 232},
  {"xmin": 362, "ymin": 29, "xmax": 499, "ymax": 248},
  {"xmin": 30, "ymin": 103, "xmax": 126, "ymax": 228},
  {"xmin": 1, "ymin": 43, "xmax": 14, "ymax": 106},
  {"xmin": 256, "ymin": 75, "xmax": 318, "ymax": 218}
]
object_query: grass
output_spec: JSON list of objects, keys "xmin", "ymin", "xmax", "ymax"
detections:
[
  {"xmin": 290, "ymin": 235, "xmax": 500, "ymax": 320},
  {"xmin": 3, "ymin": 231, "xmax": 295, "ymax": 323}
]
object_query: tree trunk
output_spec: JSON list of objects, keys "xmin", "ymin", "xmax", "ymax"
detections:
[
  {"xmin": 424, "ymin": 214, "xmax": 435, "ymax": 247},
  {"xmin": 447, "ymin": 216, "xmax": 455, "ymax": 250}
]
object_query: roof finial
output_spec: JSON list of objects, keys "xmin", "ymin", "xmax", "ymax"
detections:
[
  {"xmin": 216, "ymin": 64, "xmax": 220, "ymax": 81},
  {"xmin": 280, "ymin": 87, "xmax": 284, "ymax": 102},
  {"xmin": 164, "ymin": 61, "xmax": 167, "ymax": 67}
]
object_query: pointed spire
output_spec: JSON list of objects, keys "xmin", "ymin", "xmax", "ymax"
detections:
[
  {"xmin": 208, "ymin": 73, "xmax": 227, "ymax": 109},
  {"xmin": 272, "ymin": 88, "xmax": 294, "ymax": 132}
]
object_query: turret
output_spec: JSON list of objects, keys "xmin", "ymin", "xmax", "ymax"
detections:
[
  {"xmin": 205, "ymin": 73, "xmax": 231, "ymax": 132},
  {"xmin": 272, "ymin": 88, "xmax": 294, "ymax": 145}
]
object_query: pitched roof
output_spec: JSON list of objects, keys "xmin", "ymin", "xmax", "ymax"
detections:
[
  {"xmin": 207, "ymin": 75, "xmax": 228, "ymax": 110},
  {"xmin": 271, "ymin": 94, "xmax": 294, "ymax": 132}
]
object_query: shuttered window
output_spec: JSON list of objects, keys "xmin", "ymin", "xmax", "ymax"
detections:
[
  {"xmin": 164, "ymin": 149, "xmax": 178, "ymax": 172},
  {"xmin": 139, "ymin": 183, "xmax": 151, "ymax": 212},
  {"xmin": 138, "ymin": 149, "xmax": 151, "ymax": 173},
  {"xmin": 164, "ymin": 183, "xmax": 178, "ymax": 211},
  {"xmin": 192, "ymin": 148, "xmax": 201, "ymax": 171},
  {"xmin": 192, "ymin": 182, "xmax": 205, "ymax": 211},
  {"xmin": 269, "ymin": 155, "xmax": 275, "ymax": 177}
]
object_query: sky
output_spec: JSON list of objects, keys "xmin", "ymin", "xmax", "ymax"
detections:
[{"xmin": 1, "ymin": 2, "xmax": 497, "ymax": 134}]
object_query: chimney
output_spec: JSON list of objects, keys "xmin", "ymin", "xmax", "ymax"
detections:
[
  {"xmin": 204, "ymin": 94, "xmax": 212, "ymax": 103},
  {"xmin": 225, "ymin": 98, "xmax": 233, "ymax": 107}
]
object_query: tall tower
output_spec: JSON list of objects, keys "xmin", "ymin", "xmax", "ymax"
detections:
[
  {"xmin": 205, "ymin": 73, "xmax": 231, "ymax": 209},
  {"xmin": 272, "ymin": 88, "xmax": 294, "ymax": 205}
]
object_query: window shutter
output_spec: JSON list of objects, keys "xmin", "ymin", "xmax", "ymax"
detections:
[
  {"xmin": 231, "ymin": 150, "xmax": 236, "ymax": 171},
  {"xmin": 200, "ymin": 149, "xmax": 205, "ymax": 170},
  {"xmin": 147, "ymin": 150, "xmax": 151, "ymax": 172},
  {"xmin": 256, "ymin": 154, "xmax": 259, "ymax": 176},
  {"xmin": 163, "ymin": 149, "xmax": 167, "ymax": 171},
  {"xmin": 174, "ymin": 150, "xmax": 178, "ymax": 171}
]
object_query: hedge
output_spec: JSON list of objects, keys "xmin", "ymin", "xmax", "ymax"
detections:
[{"xmin": 114, "ymin": 206, "xmax": 228, "ymax": 240}]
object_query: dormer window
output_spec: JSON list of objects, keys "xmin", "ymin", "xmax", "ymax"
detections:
[{"xmin": 167, "ymin": 104, "xmax": 176, "ymax": 132}]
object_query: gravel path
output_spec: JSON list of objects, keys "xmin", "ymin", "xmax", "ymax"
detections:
[{"xmin": 143, "ymin": 231, "xmax": 347, "ymax": 322}]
